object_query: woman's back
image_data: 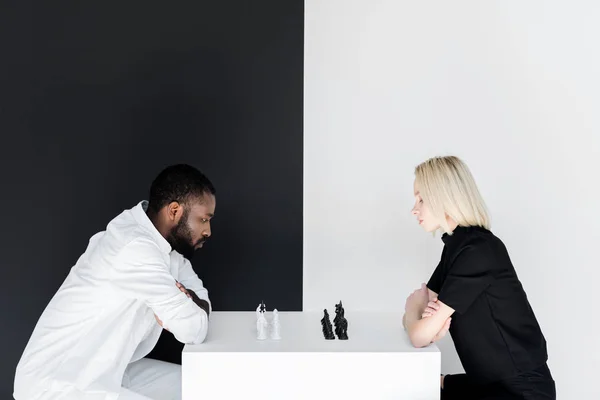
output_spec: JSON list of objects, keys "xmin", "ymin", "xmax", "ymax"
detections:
[{"xmin": 428, "ymin": 225, "xmax": 548, "ymax": 384}]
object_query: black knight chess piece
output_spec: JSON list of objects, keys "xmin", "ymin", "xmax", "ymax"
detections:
[
  {"xmin": 333, "ymin": 301, "xmax": 349, "ymax": 340},
  {"xmin": 333, "ymin": 301, "xmax": 341, "ymax": 326},
  {"xmin": 321, "ymin": 309, "xmax": 335, "ymax": 340}
]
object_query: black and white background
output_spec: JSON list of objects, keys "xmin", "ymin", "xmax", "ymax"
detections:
[{"xmin": 2, "ymin": 1, "xmax": 599, "ymax": 399}]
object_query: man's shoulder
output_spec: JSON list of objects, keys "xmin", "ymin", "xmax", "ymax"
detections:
[
  {"xmin": 104, "ymin": 202, "xmax": 143, "ymax": 232},
  {"xmin": 119, "ymin": 233, "xmax": 164, "ymax": 257},
  {"xmin": 103, "ymin": 203, "xmax": 159, "ymax": 248},
  {"xmin": 98, "ymin": 227, "xmax": 164, "ymax": 271}
]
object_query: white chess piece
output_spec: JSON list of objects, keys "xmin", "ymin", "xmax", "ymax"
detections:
[
  {"xmin": 270, "ymin": 309, "xmax": 281, "ymax": 340},
  {"xmin": 257, "ymin": 314, "xmax": 268, "ymax": 340},
  {"xmin": 256, "ymin": 303, "xmax": 268, "ymax": 340}
]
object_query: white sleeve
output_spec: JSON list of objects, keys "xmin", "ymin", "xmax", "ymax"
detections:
[
  {"xmin": 111, "ymin": 238, "xmax": 209, "ymax": 344},
  {"xmin": 176, "ymin": 255, "xmax": 212, "ymax": 314}
]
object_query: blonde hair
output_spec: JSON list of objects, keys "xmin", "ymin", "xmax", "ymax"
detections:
[{"xmin": 414, "ymin": 156, "xmax": 490, "ymax": 234}]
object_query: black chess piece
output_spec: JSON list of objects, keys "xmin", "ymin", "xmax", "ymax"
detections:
[
  {"xmin": 337, "ymin": 316, "xmax": 348, "ymax": 340},
  {"xmin": 333, "ymin": 301, "xmax": 342, "ymax": 326},
  {"xmin": 333, "ymin": 301, "xmax": 348, "ymax": 340},
  {"xmin": 333, "ymin": 301, "xmax": 343, "ymax": 327},
  {"xmin": 321, "ymin": 309, "xmax": 335, "ymax": 340},
  {"xmin": 333, "ymin": 301, "xmax": 341, "ymax": 332}
]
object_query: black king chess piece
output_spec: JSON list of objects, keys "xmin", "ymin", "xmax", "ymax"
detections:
[
  {"xmin": 321, "ymin": 309, "xmax": 335, "ymax": 340},
  {"xmin": 333, "ymin": 301, "xmax": 349, "ymax": 340}
]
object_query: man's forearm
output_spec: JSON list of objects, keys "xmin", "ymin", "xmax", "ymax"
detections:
[{"xmin": 188, "ymin": 289, "xmax": 210, "ymax": 317}]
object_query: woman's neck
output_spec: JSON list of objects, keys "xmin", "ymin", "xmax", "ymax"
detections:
[{"xmin": 446, "ymin": 218, "xmax": 458, "ymax": 233}]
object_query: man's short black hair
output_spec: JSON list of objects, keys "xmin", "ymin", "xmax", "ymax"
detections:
[{"xmin": 147, "ymin": 164, "xmax": 216, "ymax": 215}]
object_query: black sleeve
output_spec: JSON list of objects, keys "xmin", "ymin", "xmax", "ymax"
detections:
[
  {"xmin": 438, "ymin": 241, "xmax": 496, "ymax": 314},
  {"xmin": 427, "ymin": 257, "xmax": 444, "ymax": 294}
]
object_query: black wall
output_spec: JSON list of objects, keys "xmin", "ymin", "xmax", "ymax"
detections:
[{"xmin": 1, "ymin": 1, "xmax": 304, "ymax": 396}]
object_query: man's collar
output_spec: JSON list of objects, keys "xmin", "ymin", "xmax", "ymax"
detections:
[{"xmin": 132, "ymin": 200, "xmax": 172, "ymax": 254}]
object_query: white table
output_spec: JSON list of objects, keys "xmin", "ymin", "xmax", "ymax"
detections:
[{"xmin": 183, "ymin": 311, "xmax": 440, "ymax": 399}]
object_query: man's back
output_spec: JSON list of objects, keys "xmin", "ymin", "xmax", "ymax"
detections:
[{"xmin": 14, "ymin": 201, "xmax": 209, "ymax": 399}]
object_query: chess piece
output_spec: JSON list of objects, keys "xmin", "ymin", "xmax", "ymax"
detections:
[
  {"xmin": 321, "ymin": 309, "xmax": 335, "ymax": 340},
  {"xmin": 336, "ymin": 316, "xmax": 348, "ymax": 340},
  {"xmin": 333, "ymin": 301, "xmax": 342, "ymax": 326},
  {"xmin": 270, "ymin": 309, "xmax": 281, "ymax": 340},
  {"xmin": 334, "ymin": 301, "xmax": 348, "ymax": 340},
  {"xmin": 333, "ymin": 302, "xmax": 340, "ymax": 337},
  {"xmin": 256, "ymin": 303, "xmax": 268, "ymax": 340},
  {"xmin": 256, "ymin": 303, "xmax": 262, "ymax": 319},
  {"xmin": 257, "ymin": 306, "xmax": 268, "ymax": 340}
]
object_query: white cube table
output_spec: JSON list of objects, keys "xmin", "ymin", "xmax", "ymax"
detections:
[{"xmin": 183, "ymin": 311, "xmax": 440, "ymax": 400}]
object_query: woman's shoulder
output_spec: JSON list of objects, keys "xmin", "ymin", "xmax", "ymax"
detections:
[
  {"xmin": 449, "ymin": 225, "xmax": 508, "ymax": 259},
  {"xmin": 446, "ymin": 225, "xmax": 496, "ymax": 245}
]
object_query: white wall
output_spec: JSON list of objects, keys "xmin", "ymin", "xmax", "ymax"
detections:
[{"xmin": 304, "ymin": 1, "xmax": 600, "ymax": 398}]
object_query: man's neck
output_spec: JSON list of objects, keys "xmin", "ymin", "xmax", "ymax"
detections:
[{"xmin": 146, "ymin": 209, "xmax": 170, "ymax": 241}]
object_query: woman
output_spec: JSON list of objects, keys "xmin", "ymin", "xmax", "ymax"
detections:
[{"xmin": 403, "ymin": 156, "xmax": 555, "ymax": 399}]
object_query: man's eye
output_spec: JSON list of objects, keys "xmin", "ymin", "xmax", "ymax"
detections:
[{"xmin": 202, "ymin": 219, "xmax": 209, "ymax": 223}]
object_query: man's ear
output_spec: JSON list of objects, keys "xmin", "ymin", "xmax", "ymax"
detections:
[{"xmin": 166, "ymin": 201, "xmax": 183, "ymax": 222}]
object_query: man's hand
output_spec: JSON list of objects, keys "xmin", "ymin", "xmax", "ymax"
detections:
[
  {"xmin": 176, "ymin": 281, "xmax": 192, "ymax": 298},
  {"xmin": 154, "ymin": 281, "xmax": 209, "ymax": 331},
  {"xmin": 176, "ymin": 281, "xmax": 210, "ymax": 317},
  {"xmin": 154, "ymin": 313, "xmax": 169, "ymax": 331}
]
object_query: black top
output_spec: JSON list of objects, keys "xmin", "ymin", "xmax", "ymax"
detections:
[{"xmin": 427, "ymin": 226, "xmax": 548, "ymax": 384}]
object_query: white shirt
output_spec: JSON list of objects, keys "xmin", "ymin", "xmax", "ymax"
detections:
[{"xmin": 14, "ymin": 201, "xmax": 211, "ymax": 400}]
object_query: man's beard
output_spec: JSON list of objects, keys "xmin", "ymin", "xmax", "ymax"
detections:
[{"xmin": 167, "ymin": 210, "xmax": 198, "ymax": 260}]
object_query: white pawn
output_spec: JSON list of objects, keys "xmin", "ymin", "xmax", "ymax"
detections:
[
  {"xmin": 256, "ymin": 303, "xmax": 268, "ymax": 340},
  {"xmin": 270, "ymin": 309, "xmax": 281, "ymax": 340}
]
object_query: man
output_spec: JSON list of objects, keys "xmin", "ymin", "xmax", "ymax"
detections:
[{"xmin": 14, "ymin": 164, "xmax": 216, "ymax": 400}]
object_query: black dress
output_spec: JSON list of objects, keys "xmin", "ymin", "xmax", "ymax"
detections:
[{"xmin": 427, "ymin": 226, "xmax": 555, "ymax": 400}]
